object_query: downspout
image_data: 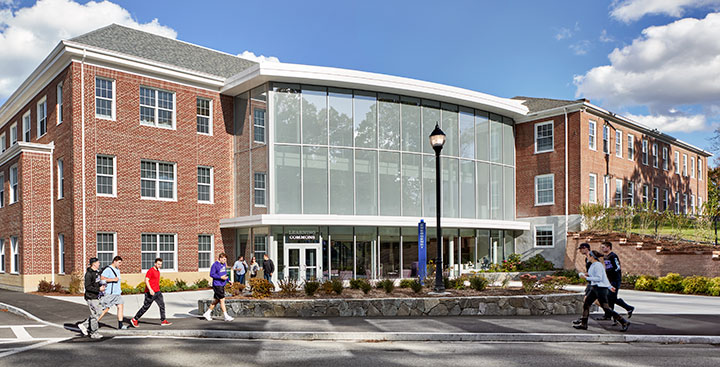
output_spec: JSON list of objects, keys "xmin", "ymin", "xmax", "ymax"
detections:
[
  {"xmin": 81, "ymin": 49, "xmax": 87, "ymax": 270},
  {"xmin": 564, "ymin": 108, "xmax": 569, "ymax": 235},
  {"xmin": 50, "ymin": 143, "xmax": 55, "ymax": 284}
]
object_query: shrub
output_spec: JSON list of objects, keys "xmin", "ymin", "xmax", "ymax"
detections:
[
  {"xmin": 634, "ymin": 275, "xmax": 657, "ymax": 291},
  {"xmin": 175, "ymin": 279, "xmax": 188, "ymax": 290},
  {"xmin": 331, "ymin": 279, "xmax": 344, "ymax": 295},
  {"xmin": 682, "ymin": 276, "xmax": 709, "ymax": 294},
  {"xmin": 707, "ymin": 277, "xmax": 720, "ymax": 296},
  {"xmin": 248, "ymin": 278, "xmax": 273, "ymax": 298},
  {"xmin": 194, "ymin": 278, "xmax": 210, "ymax": 289},
  {"xmin": 135, "ymin": 281, "xmax": 147, "ymax": 293},
  {"xmin": 519, "ymin": 274, "xmax": 538, "ymax": 293},
  {"xmin": 469, "ymin": 276, "xmax": 489, "ymax": 291},
  {"xmin": 68, "ymin": 271, "xmax": 83, "ymax": 295},
  {"xmin": 520, "ymin": 254, "xmax": 555, "ymax": 271},
  {"xmin": 159, "ymin": 277, "xmax": 175, "ymax": 289},
  {"xmin": 553, "ymin": 269, "xmax": 583, "ymax": 284},
  {"xmin": 278, "ymin": 278, "xmax": 299, "ymax": 296},
  {"xmin": 304, "ymin": 281, "xmax": 320, "ymax": 296},
  {"xmin": 399, "ymin": 279, "xmax": 414, "ymax": 288},
  {"xmin": 443, "ymin": 276, "xmax": 451, "ymax": 290},
  {"xmin": 160, "ymin": 284, "xmax": 178, "ymax": 293},
  {"xmin": 377, "ymin": 279, "xmax": 395, "ymax": 294},
  {"xmin": 320, "ymin": 280, "xmax": 335, "ymax": 294},
  {"xmin": 121, "ymin": 281, "xmax": 136, "ymax": 294},
  {"xmin": 349, "ymin": 278, "xmax": 363, "ymax": 290},
  {"xmin": 500, "ymin": 254, "xmax": 521, "ymax": 272},
  {"xmin": 538, "ymin": 275, "xmax": 569, "ymax": 291},
  {"xmin": 410, "ymin": 279, "xmax": 423, "ymax": 293},
  {"xmin": 37, "ymin": 280, "xmax": 53, "ymax": 293},
  {"xmin": 359, "ymin": 279, "xmax": 373, "ymax": 294},
  {"xmin": 622, "ymin": 274, "xmax": 641, "ymax": 289},
  {"xmin": 654, "ymin": 273, "xmax": 684, "ymax": 293}
]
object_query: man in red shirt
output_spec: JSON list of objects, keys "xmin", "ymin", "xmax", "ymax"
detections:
[{"xmin": 130, "ymin": 258, "xmax": 171, "ymax": 327}]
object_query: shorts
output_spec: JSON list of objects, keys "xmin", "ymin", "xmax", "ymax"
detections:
[
  {"xmin": 213, "ymin": 285, "xmax": 225, "ymax": 300},
  {"xmin": 101, "ymin": 294, "xmax": 124, "ymax": 308}
]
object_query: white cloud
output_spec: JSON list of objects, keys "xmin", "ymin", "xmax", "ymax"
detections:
[
  {"xmin": 610, "ymin": 0, "xmax": 720, "ymax": 23},
  {"xmin": 238, "ymin": 50, "xmax": 279, "ymax": 63},
  {"xmin": 555, "ymin": 27, "xmax": 573, "ymax": 40},
  {"xmin": 625, "ymin": 112, "xmax": 708, "ymax": 132},
  {"xmin": 599, "ymin": 29, "xmax": 614, "ymax": 43},
  {"xmin": 570, "ymin": 40, "xmax": 591, "ymax": 55},
  {"xmin": 575, "ymin": 12, "xmax": 720, "ymax": 133},
  {"xmin": 0, "ymin": 0, "xmax": 176, "ymax": 101}
]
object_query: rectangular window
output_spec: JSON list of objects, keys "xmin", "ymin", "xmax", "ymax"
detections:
[
  {"xmin": 699, "ymin": 159, "xmax": 703, "ymax": 180},
  {"xmin": 141, "ymin": 233, "xmax": 176, "ymax": 271},
  {"xmin": 652, "ymin": 143, "xmax": 658, "ymax": 168},
  {"xmin": 603, "ymin": 125, "xmax": 610, "ymax": 154},
  {"xmin": 535, "ymin": 174, "xmax": 554, "ymax": 205},
  {"xmin": 57, "ymin": 159, "xmax": 64, "ymax": 199},
  {"xmin": 57, "ymin": 82, "xmax": 63, "ymax": 125},
  {"xmin": 642, "ymin": 184, "xmax": 649, "ymax": 205},
  {"xmin": 654, "ymin": 187, "xmax": 660, "ymax": 211},
  {"xmin": 10, "ymin": 122, "xmax": 17, "ymax": 145},
  {"xmin": 0, "ymin": 239, "xmax": 4, "ymax": 273},
  {"xmin": 683, "ymin": 194, "xmax": 688, "ymax": 214},
  {"xmin": 615, "ymin": 130, "xmax": 622, "ymax": 157},
  {"xmin": 691, "ymin": 194, "xmax": 696, "ymax": 214},
  {"xmin": 626, "ymin": 181, "xmax": 634, "ymax": 207},
  {"xmin": 691, "ymin": 157, "xmax": 696, "ymax": 178},
  {"xmin": 675, "ymin": 192, "xmax": 680, "ymax": 214},
  {"xmin": 9, "ymin": 164, "xmax": 18, "ymax": 204},
  {"xmin": 642, "ymin": 139, "xmax": 648, "ymax": 165},
  {"xmin": 699, "ymin": 196, "xmax": 703, "ymax": 213},
  {"xmin": 615, "ymin": 179, "xmax": 623, "ymax": 206},
  {"xmin": 196, "ymin": 98, "xmax": 212, "ymax": 135},
  {"xmin": 96, "ymin": 232, "xmax": 115, "ymax": 268},
  {"xmin": 663, "ymin": 189, "xmax": 669, "ymax": 212},
  {"xmin": 534, "ymin": 225, "xmax": 554, "ymax": 247},
  {"xmin": 23, "ymin": 112, "xmax": 31, "ymax": 142},
  {"xmin": 627, "ymin": 134, "xmax": 634, "ymax": 160},
  {"xmin": 254, "ymin": 172, "xmax": 266, "ymax": 206},
  {"xmin": 254, "ymin": 235, "xmax": 267, "ymax": 262},
  {"xmin": 197, "ymin": 166, "xmax": 213, "ymax": 203},
  {"xmin": 674, "ymin": 151, "xmax": 680, "ymax": 174},
  {"xmin": 10, "ymin": 236, "xmax": 18, "ymax": 274},
  {"xmin": 588, "ymin": 120, "xmax": 596, "ymax": 150},
  {"xmin": 0, "ymin": 173, "xmax": 4, "ymax": 208},
  {"xmin": 254, "ymin": 108, "xmax": 266, "ymax": 143},
  {"xmin": 140, "ymin": 86, "xmax": 175, "ymax": 128},
  {"xmin": 37, "ymin": 98, "xmax": 47, "ymax": 137},
  {"xmin": 141, "ymin": 160, "xmax": 176, "ymax": 200},
  {"xmin": 683, "ymin": 154, "xmax": 688, "ymax": 177},
  {"xmin": 198, "ymin": 234, "xmax": 213, "ymax": 270},
  {"xmin": 662, "ymin": 147, "xmax": 668, "ymax": 170},
  {"xmin": 95, "ymin": 77, "xmax": 115, "ymax": 119},
  {"xmin": 58, "ymin": 234, "xmax": 64, "ymax": 274},
  {"xmin": 96, "ymin": 155, "xmax": 116, "ymax": 196},
  {"xmin": 1, "ymin": 133, "xmax": 5, "ymax": 152},
  {"xmin": 589, "ymin": 173, "xmax": 597, "ymax": 204}
]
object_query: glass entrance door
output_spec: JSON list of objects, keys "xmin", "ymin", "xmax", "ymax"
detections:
[{"xmin": 284, "ymin": 245, "xmax": 321, "ymax": 281}]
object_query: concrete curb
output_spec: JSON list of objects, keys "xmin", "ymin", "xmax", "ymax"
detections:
[
  {"xmin": 0, "ymin": 301, "xmax": 65, "ymax": 329},
  {"xmin": 100, "ymin": 329, "xmax": 720, "ymax": 344}
]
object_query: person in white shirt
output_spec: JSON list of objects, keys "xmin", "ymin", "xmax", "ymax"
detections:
[{"xmin": 574, "ymin": 250, "xmax": 630, "ymax": 332}]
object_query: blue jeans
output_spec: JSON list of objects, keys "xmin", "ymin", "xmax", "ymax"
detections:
[
  {"xmin": 235, "ymin": 272, "xmax": 245, "ymax": 284},
  {"xmin": 263, "ymin": 272, "xmax": 271, "ymax": 281}
]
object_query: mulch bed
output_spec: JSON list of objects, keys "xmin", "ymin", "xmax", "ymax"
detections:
[{"xmin": 228, "ymin": 287, "xmax": 575, "ymax": 300}]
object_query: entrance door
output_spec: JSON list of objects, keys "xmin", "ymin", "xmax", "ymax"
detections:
[{"xmin": 284, "ymin": 245, "xmax": 321, "ymax": 282}]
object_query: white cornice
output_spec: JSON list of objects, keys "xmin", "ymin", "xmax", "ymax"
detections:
[{"xmin": 0, "ymin": 141, "xmax": 55, "ymax": 167}]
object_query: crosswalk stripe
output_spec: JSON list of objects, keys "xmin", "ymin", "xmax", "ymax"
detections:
[{"xmin": 10, "ymin": 326, "xmax": 33, "ymax": 340}]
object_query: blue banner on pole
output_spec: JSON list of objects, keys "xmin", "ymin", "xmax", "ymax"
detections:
[{"xmin": 418, "ymin": 219, "xmax": 426, "ymax": 284}]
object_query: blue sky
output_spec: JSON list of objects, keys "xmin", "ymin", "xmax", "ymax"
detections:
[{"xmin": 2, "ymin": 0, "xmax": 720, "ymax": 155}]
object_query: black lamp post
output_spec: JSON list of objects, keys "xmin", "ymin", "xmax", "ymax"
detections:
[{"xmin": 429, "ymin": 123, "xmax": 446, "ymax": 293}]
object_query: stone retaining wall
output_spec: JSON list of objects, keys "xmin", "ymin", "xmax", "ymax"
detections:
[
  {"xmin": 199, "ymin": 293, "xmax": 585, "ymax": 318},
  {"xmin": 477, "ymin": 271, "xmax": 556, "ymax": 283}
]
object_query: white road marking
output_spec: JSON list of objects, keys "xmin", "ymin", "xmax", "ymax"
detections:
[
  {"xmin": 9, "ymin": 326, "xmax": 32, "ymax": 340},
  {"xmin": 0, "ymin": 338, "xmax": 70, "ymax": 358}
]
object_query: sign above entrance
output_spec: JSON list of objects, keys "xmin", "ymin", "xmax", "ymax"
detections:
[{"xmin": 286, "ymin": 231, "xmax": 319, "ymax": 243}]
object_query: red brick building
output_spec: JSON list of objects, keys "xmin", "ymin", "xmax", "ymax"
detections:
[{"xmin": 512, "ymin": 97, "xmax": 711, "ymax": 266}]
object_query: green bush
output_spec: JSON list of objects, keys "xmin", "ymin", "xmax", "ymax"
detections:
[
  {"xmin": 681, "ymin": 276, "xmax": 709, "ymax": 294},
  {"xmin": 175, "ymin": 279, "xmax": 188, "ymax": 290},
  {"xmin": 359, "ymin": 280, "xmax": 373, "ymax": 294},
  {"xmin": 448, "ymin": 276, "xmax": 467, "ymax": 290},
  {"xmin": 135, "ymin": 281, "xmax": 147, "ymax": 293},
  {"xmin": 443, "ymin": 276, "xmax": 451, "ymax": 290},
  {"xmin": 193, "ymin": 278, "xmax": 210, "ymax": 289},
  {"xmin": 469, "ymin": 276, "xmax": 489, "ymax": 291},
  {"xmin": 707, "ymin": 277, "xmax": 720, "ymax": 296},
  {"xmin": 538, "ymin": 275, "xmax": 569, "ymax": 291},
  {"xmin": 622, "ymin": 274, "xmax": 641, "ymax": 288},
  {"xmin": 519, "ymin": 274, "xmax": 538, "ymax": 293},
  {"xmin": 399, "ymin": 279, "xmax": 414, "ymax": 288},
  {"xmin": 331, "ymin": 279, "xmax": 344, "ymax": 295},
  {"xmin": 160, "ymin": 285, "xmax": 178, "ymax": 293},
  {"xmin": 553, "ymin": 269, "xmax": 583, "ymax": 284},
  {"xmin": 304, "ymin": 281, "xmax": 320, "ymax": 296},
  {"xmin": 320, "ymin": 280, "xmax": 335, "ymax": 294},
  {"xmin": 654, "ymin": 273, "xmax": 684, "ymax": 293},
  {"xmin": 248, "ymin": 278, "xmax": 273, "ymax": 298},
  {"xmin": 520, "ymin": 254, "xmax": 555, "ymax": 271},
  {"xmin": 634, "ymin": 275, "xmax": 657, "ymax": 291},
  {"xmin": 349, "ymin": 278, "xmax": 363, "ymax": 290},
  {"xmin": 377, "ymin": 279, "xmax": 395, "ymax": 294},
  {"xmin": 410, "ymin": 279, "xmax": 423, "ymax": 293}
]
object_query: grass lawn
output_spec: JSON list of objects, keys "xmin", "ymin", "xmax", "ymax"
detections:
[{"xmin": 629, "ymin": 226, "xmax": 715, "ymax": 244}]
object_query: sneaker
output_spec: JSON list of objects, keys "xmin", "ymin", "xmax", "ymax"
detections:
[
  {"xmin": 572, "ymin": 324, "xmax": 588, "ymax": 330},
  {"xmin": 89, "ymin": 333, "xmax": 103, "ymax": 339},
  {"xmin": 77, "ymin": 322, "xmax": 88, "ymax": 336},
  {"xmin": 572, "ymin": 318, "xmax": 582, "ymax": 325},
  {"xmin": 130, "ymin": 318, "xmax": 139, "ymax": 328},
  {"xmin": 119, "ymin": 324, "xmax": 128, "ymax": 330},
  {"xmin": 594, "ymin": 315, "xmax": 612, "ymax": 321},
  {"xmin": 621, "ymin": 321, "xmax": 631, "ymax": 332},
  {"xmin": 203, "ymin": 310, "xmax": 212, "ymax": 321},
  {"xmin": 627, "ymin": 307, "xmax": 635, "ymax": 318},
  {"xmin": 160, "ymin": 320, "xmax": 172, "ymax": 326},
  {"xmin": 224, "ymin": 314, "xmax": 234, "ymax": 322}
]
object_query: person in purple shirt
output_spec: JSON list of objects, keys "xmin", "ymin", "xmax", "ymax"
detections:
[{"xmin": 202, "ymin": 253, "xmax": 234, "ymax": 322}]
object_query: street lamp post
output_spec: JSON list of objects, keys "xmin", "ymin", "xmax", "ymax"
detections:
[{"xmin": 429, "ymin": 123, "xmax": 446, "ymax": 293}]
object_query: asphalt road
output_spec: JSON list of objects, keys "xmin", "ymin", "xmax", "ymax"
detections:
[
  {"xmin": 0, "ymin": 310, "xmax": 71, "ymax": 359},
  {"xmin": 1, "ymin": 337, "xmax": 719, "ymax": 367}
]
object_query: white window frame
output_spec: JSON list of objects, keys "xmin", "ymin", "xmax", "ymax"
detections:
[
  {"xmin": 534, "ymin": 174, "xmax": 554, "ymax": 206},
  {"xmin": 10, "ymin": 236, "xmax": 19, "ymax": 274},
  {"xmin": 198, "ymin": 234, "xmax": 213, "ymax": 271},
  {"xmin": 140, "ymin": 160, "xmax": 177, "ymax": 201},
  {"xmin": 691, "ymin": 194, "xmax": 696, "ymax": 214},
  {"xmin": 534, "ymin": 121, "xmax": 554, "ymax": 154},
  {"xmin": 0, "ymin": 238, "xmax": 4, "ymax": 273},
  {"xmin": 57, "ymin": 82, "xmax": 63, "ymax": 125},
  {"xmin": 254, "ymin": 172, "xmax": 267, "ymax": 207},
  {"xmin": 96, "ymin": 232, "xmax": 117, "ymax": 269},
  {"xmin": 588, "ymin": 173, "xmax": 597, "ymax": 204},
  {"xmin": 675, "ymin": 192, "xmax": 680, "ymax": 214},
  {"xmin": 0, "ymin": 132, "xmax": 5, "ymax": 153},
  {"xmin": 662, "ymin": 147, "xmax": 668, "ymax": 170},
  {"xmin": 588, "ymin": 120, "xmax": 596, "ymax": 150},
  {"xmin": 691, "ymin": 157, "xmax": 695, "ymax": 178},
  {"xmin": 699, "ymin": 196, "xmax": 703, "ymax": 213},
  {"xmin": 57, "ymin": 158, "xmax": 64, "ymax": 199},
  {"xmin": 626, "ymin": 181, "xmax": 634, "ymax": 207},
  {"xmin": 9, "ymin": 164, "xmax": 18, "ymax": 204},
  {"xmin": 674, "ymin": 151, "xmax": 680, "ymax": 174},
  {"xmin": 10, "ymin": 122, "xmax": 17, "ymax": 146},
  {"xmin": 22, "ymin": 111, "xmax": 31, "ymax": 142},
  {"xmin": 642, "ymin": 139, "xmax": 648, "ymax": 165},
  {"xmin": 627, "ymin": 134, "xmax": 634, "ymax": 160},
  {"xmin": 96, "ymin": 155, "xmax": 117, "ymax": 197},
  {"xmin": 653, "ymin": 187, "xmax": 659, "ymax": 211},
  {"xmin": 197, "ymin": 166, "xmax": 214, "ymax": 204},
  {"xmin": 615, "ymin": 130, "xmax": 622, "ymax": 158},
  {"xmin": 37, "ymin": 97, "xmax": 47, "ymax": 138},
  {"xmin": 58, "ymin": 234, "xmax": 64, "ymax": 274},
  {"xmin": 604, "ymin": 176, "xmax": 610, "ymax": 208},
  {"xmin": 534, "ymin": 225, "xmax": 554, "ymax": 248},
  {"xmin": 0, "ymin": 173, "xmax": 4, "ymax": 208},
  {"xmin": 683, "ymin": 154, "xmax": 688, "ymax": 177},
  {"xmin": 254, "ymin": 234, "xmax": 267, "ymax": 261},
  {"xmin": 642, "ymin": 184, "xmax": 649, "ymax": 205},
  {"xmin": 652, "ymin": 143, "xmax": 658, "ymax": 168},
  {"xmin": 603, "ymin": 125, "xmax": 610, "ymax": 154},
  {"xmin": 95, "ymin": 77, "xmax": 116, "ymax": 120},
  {"xmin": 253, "ymin": 107, "xmax": 266, "ymax": 144},
  {"xmin": 196, "ymin": 97, "xmax": 213, "ymax": 136},
  {"xmin": 663, "ymin": 189, "xmax": 669, "ymax": 212},
  {"xmin": 615, "ymin": 178, "xmax": 623, "ymax": 207},
  {"xmin": 683, "ymin": 194, "xmax": 688, "ymax": 214},
  {"xmin": 698, "ymin": 159, "xmax": 703, "ymax": 181},
  {"xmin": 141, "ymin": 233, "xmax": 178, "ymax": 272},
  {"xmin": 139, "ymin": 86, "xmax": 176, "ymax": 129}
]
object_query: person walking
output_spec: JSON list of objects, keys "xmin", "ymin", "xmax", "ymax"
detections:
[
  {"xmin": 99, "ymin": 256, "xmax": 128, "ymax": 329},
  {"xmin": 249, "ymin": 257, "xmax": 259, "ymax": 278},
  {"xmin": 262, "ymin": 254, "xmax": 274, "ymax": 282},
  {"xmin": 574, "ymin": 250, "xmax": 631, "ymax": 331},
  {"xmin": 203, "ymin": 253, "xmax": 234, "ymax": 321},
  {"xmin": 233, "ymin": 256, "xmax": 248, "ymax": 285},
  {"xmin": 130, "ymin": 258, "xmax": 171, "ymax": 327},
  {"xmin": 599, "ymin": 241, "xmax": 635, "ymax": 321},
  {"xmin": 78, "ymin": 257, "xmax": 105, "ymax": 339},
  {"xmin": 572, "ymin": 243, "xmax": 593, "ymax": 325}
]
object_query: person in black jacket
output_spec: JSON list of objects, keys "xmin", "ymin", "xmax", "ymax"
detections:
[
  {"xmin": 599, "ymin": 242, "xmax": 635, "ymax": 321},
  {"xmin": 572, "ymin": 243, "xmax": 593, "ymax": 325},
  {"xmin": 262, "ymin": 254, "xmax": 275, "ymax": 283},
  {"xmin": 78, "ymin": 257, "xmax": 105, "ymax": 339}
]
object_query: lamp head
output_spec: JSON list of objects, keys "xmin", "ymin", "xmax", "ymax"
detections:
[{"xmin": 429, "ymin": 123, "xmax": 446, "ymax": 150}]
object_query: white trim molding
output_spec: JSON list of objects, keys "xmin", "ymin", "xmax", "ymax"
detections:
[{"xmin": 0, "ymin": 141, "xmax": 55, "ymax": 167}]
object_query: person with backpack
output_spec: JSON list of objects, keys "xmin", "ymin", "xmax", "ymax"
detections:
[
  {"xmin": 130, "ymin": 257, "xmax": 171, "ymax": 327},
  {"xmin": 78, "ymin": 257, "xmax": 105, "ymax": 339},
  {"xmin": 233, "ymin": 255, "xmax": 248, "ymax": 285},
  {"xmin": 202, "ymin": 253, "xmax": 234, "ymax": 321},
  {"xmin": 98, "ymin": 256, "xmax": 128, "ymax": 329}
]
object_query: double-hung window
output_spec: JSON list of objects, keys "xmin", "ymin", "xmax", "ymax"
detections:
[
  {"xmin": 57, "ymin": 159, "xmax": 64, "ymax": 199},
  {"xmin": 10, "ymin": 122, "xmax": 17, "ymax": 146},
  {"xmin": 699, "ymin": 159, "xmax": 703, "ymax": 180},
  {"xmin": 603, "ymin": 125, "xmax": 610, "ymax": 154},
  {"xmin": 0, "ymin": 239, "xmax": 4, "ymax": 273},
  {"xmin": 0, "ymin": 173, "xmax": 4, "ymax": 208},
  {"xmin": 95, "ymin": 77, "xmax": 115, "ymax": 119},
  {"xmin": 58, "ymin": 234, "xmax": 64, "ymax": 274},
  {"xmin": 96, "ymin": 155, "xmax": 116, "ymax": 196},
  {"xmin": 196, "ymin": 98, "xmax": 212, "ymax": 135},
  {"xmin": 57, "ymin": 82, "xmax": 63, "ymax": 125},
  {"xmin": 654, "ymin": 187, "xmax": 659, "ymax": 211},
  {"xmin": 674, "ymin": 151, "xmax": 680, "ymax": 174},
  {"xmin": 642, "ymin": 139, "xmax": 648, "ymax": 165},
  {"xmin": 683, "ymin": 154, "xmax": 688, "ymax": 176},
  {"xmin": 10, "ymin": 237, "xmax": 18, "ymax": 274},
  {"xmin": 663, "ymin": 189, "xmax": 669, "ymax": 211},
  {"xmin": 141, "ymin": 160, "xmax": 176, "ymax": 200},
  {"xmin": 140, "ymin": 86, "xmax": 175, "ymax": 128},
  {"xmin": 534, "ymin": 225, "xmax": 554, "ymax": 247},
  {"xmin": 691, "ymin": 157, "xmax": 695, "ymax": 178},
  {"xmin": 588, "ymin": 120, "xmax": 596, "ymax": 150},
  {"xmin": 96, "ymin": 232, "xmax": 116, "ymax": 268},
  {"xmin": 534, "ymin": 121, "xmax": 553, "ymax": 153},
  {"xmin": 675, "ymin": 192, "xmax": 680, "ymax": 214},
  {"xmin": 614, "ymin": 179, "xmax": 623, "ymax": 206},
  {"xmin": 662, "ymin": 147, "xmax": 668, "ymax": 170},
  {"xmin": 652, "ymin": 143, "xmax": 658, "ymax": 168},
  {"xmin": 626, "ymin": 181, "xmax": 634, "ymax": 207},
  {"xmin": 141, "ymin": 233, "xmax": 176, "ymax": 271},
  {"xmin": 254, "ymin": 172, "xmax": 266, "ymax": 206},
  {"xmin": 0, "ymin": 133, "xmax": 5, "ymax": 153},
  {"xmin": 691, "ymin": 195, "xmax": 696, "ymax": 214},
  {"xmin": 535, "ymin": 174, "xmax": 554, "ymax": 205},
  {"xmin": 615, "ymin": 130, "xmax": 622, "ymax": 157},
  {"xmin": 683, "ymin": 194, "xmax": 688, "ymax": 214},
  {"xmin": 699, "ymin": 196, "xmax": 703, "ymax": 212},
  {"xmin": 254, "ymin": 235, "xmax": 267, "ymax": 262},
  {"xmin": 197, "ymin": 166, "xmax": 213, "ymax": 203},
  {"xmin": 627, "ymin": 134, "xmax": 634, "ymax": 160},
  {"xmin": 9, "ymin": 165, "xmax": 18, "ymax": 204},
  {"xmin": 642, "ymin": 184, "xmax": 649, "ymax": 205},
  {"xmin": 198, "ymin": 235, "xmax": 213, "ymax": 270},
  {"xmin": 254, "ymin": 108, "xmax": 266, "ymax": 143},
  {"xmin": 37, "ymin": 98, "xmax": 47, "ymax": 137},
  {"xmin": 22, "ymin": 112, "xmax": 31, "ymax": 142},
  {"xmin": 588, "ymin": 173, "xmax": 597, "ymax": 204}
]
